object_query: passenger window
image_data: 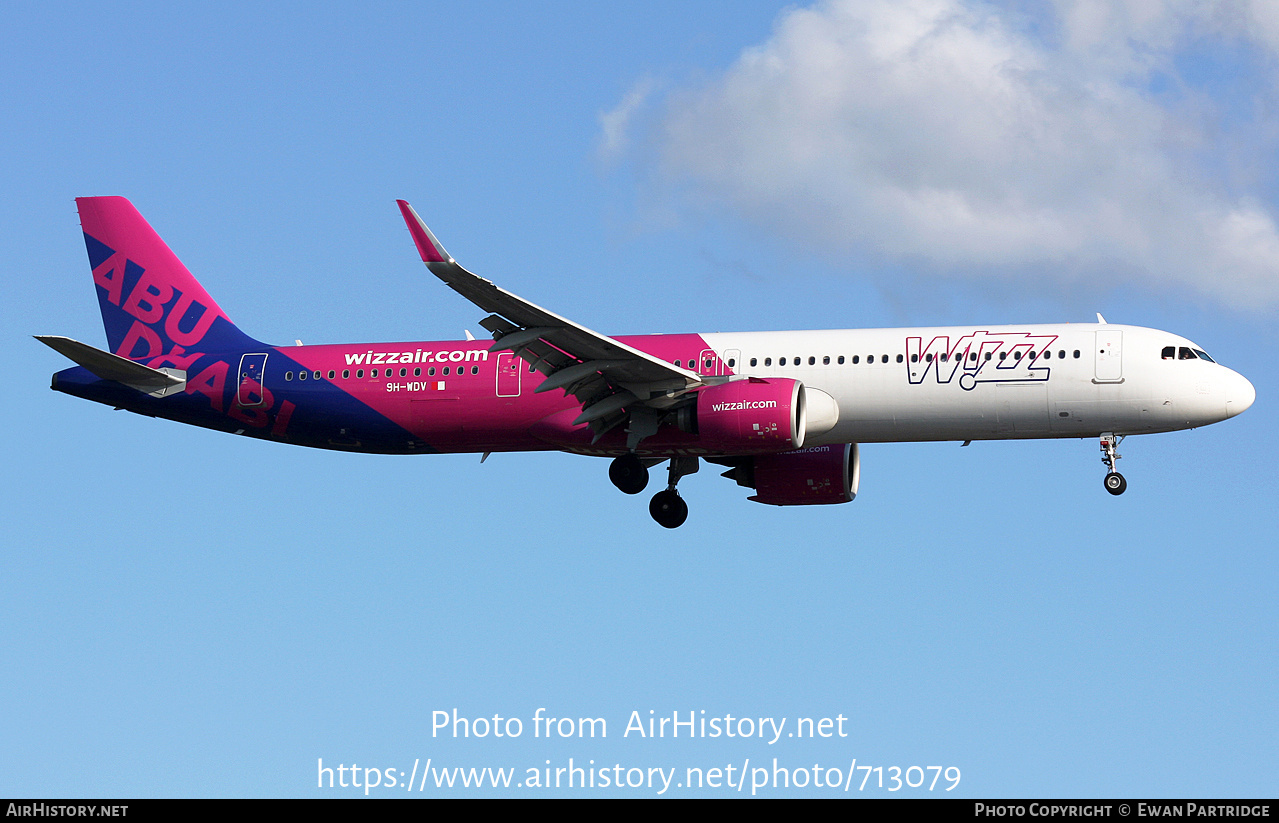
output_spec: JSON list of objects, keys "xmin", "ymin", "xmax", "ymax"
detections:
[
  {"xmin": 342, "ymin": 370, "xmax": 350, "ymax": 379},
  {"xmin": 779, "ymin": 357, "xmax": 787, "ymax": 366},
  {"xmin": 674, "ymin": 360, "xmax": 681, "ymax": 368},
  {"xmin": 428, "ymin": 367, "xmax": 435, "ymax": 376},
  {"xmin": 837, "ymin": 356, "xmax": 845, "ymax": 364},
  {"xmin": 765, "ymin": 358, "xmax": 772, "ymax": 366},
  {"xmin": 327, "ymin": 370, "xmax": 335, "ymax": 379},
  {"xmin": 881, "ymin": 355, "xmax": 889, "ymax": 364},
  {"xmin": 728, "ymin": 358, "xmax": 736, "ymax": 368},
  {"xmin": 357, "ymin": 369, "xmax": 364, "ymax": 378},
  {"xmin": 401, "ymin": 368, "xmax": 408, "ymax": 377},
  {"xmin": 285, "ymin": 371, "xmax": 293, "ymax": 381},
  {"xmin": 371, "ymin": 369, "xmax": 378, "ymax": 377},
  {"xmin": 852, "ymin": 356, "xmax": 859, "ymax": 364},
  {"xmin": 896, "ymin": 354, "xmax": 903, "ymax": 363},
  {"xmin": 298, "ymin": 371, "xmax": 306, "ymax": 381},
  {"xmin": 443, "ymin": 367, "xmax": 450, "ymax": 375},
  {"xmin": 750, "ymin": 358, "xmax": 758, "ymax": 367},
  {"xmin": 808, "ymin": 356, "xmax": 816, "ymax": 365},
  {"xmin": 472, "ymin": 366, "xmax": 479, "ymax": 374},
  {"xmin": 1073, "ymin": 350, "xmax": 1080, "ymax": 358},
  {"xmin": 822, "ymin": 356, "xmax": 829, "ymax": 365},
  {"xmin": 970, "ymin": 352, "xmax": 977, "ymax": 361}
]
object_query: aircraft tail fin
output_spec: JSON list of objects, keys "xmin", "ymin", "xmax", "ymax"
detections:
[{"xmin": 76, "ymin": 196, "xmax": 262, "ymax": 359}]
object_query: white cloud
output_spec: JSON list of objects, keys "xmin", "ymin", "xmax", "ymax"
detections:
[
  {"xmin": 597, "ymin": 78, "xmax": 655, "ymax": 164},
  {"xmin": 614, "ymin": 0, "xmax": 1279, "ymax": 309}
]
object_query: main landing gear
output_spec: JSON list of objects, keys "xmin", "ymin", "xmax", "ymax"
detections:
[
  {"xmin": 611, "ymin": 453, "xmax": 697, "ymax": 528},
  {"xmin": 1100, "ymin": 433, "xmax": 1127, "ymax": 496},
  {"xmin": 608, "ymin": 453, "xmax": 649, "ymax": 495},
  {"xmin": 649, "ymin": 490, "xmax": 688, "ymax": 529},
  {"xmin": 650, "ymin": 456, "xmax": 698, "ymax": 529}
]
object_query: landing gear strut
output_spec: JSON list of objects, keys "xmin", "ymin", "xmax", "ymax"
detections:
[
  {"xmin": 649, "ymin": 457, "xmax": 698, "ymax": 528},
  {"xmin": 1100, "ymin": 433, "xmax": 1127, "ymax": 496},
  {"xmin": 609, "ymin": 453, "xmax": 649, "ymax": 495}
]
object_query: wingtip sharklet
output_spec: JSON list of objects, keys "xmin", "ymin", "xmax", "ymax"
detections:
[{"xmin": 396, "ymin": 200, "xmax": 453, "ymax": 264}]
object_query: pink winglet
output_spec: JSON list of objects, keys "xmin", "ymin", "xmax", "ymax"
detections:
[{"xmin": 396, "ymin": 200, "xmax": 450, "ymax": 264}]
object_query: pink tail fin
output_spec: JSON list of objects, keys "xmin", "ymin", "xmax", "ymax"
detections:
[{"xmin": 77, "ymin": 196, "xmax": 260, "ymax": 358}]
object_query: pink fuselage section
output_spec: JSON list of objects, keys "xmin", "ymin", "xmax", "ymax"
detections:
[{"xmin": 277, "ymin": 333, "xmax": 718, "ymax": 455}]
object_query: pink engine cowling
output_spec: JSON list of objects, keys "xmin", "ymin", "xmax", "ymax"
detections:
[
  {"xmin": 748, "ymin": 444, "xmax": 860, "ymax": 506},
  {"xmin": 693, "ymin": 378, "xmax": 806, "ymax": 453}
]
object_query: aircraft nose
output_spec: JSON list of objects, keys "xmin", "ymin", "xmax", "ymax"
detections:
[{"xmin": 1225, "ymin": 370, "xmax": 1256, "ymax": 419}]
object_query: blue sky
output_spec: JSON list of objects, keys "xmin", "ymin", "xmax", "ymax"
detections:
[{"xmin": 3, "ymin": 0, "xmax": 1275, "ymax": 797}]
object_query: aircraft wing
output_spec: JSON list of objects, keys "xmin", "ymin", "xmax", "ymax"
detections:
[{"xmin": 397, "ymin": 201, "xmax": 702, "ymax": 439}]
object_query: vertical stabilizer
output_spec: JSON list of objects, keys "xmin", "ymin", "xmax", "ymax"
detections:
[{"xmin": 76, "ymin": 196, "xmax": 261, "ymax": 359}]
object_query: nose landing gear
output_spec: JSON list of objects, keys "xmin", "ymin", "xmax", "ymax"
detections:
[{"xmin": 1100, "ymin": 433, "xmax": 1127, "ymax": 495}]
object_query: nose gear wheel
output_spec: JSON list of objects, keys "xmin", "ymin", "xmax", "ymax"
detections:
[{"xmin": 1100, "ymin": 433, "xmax": 1127, "ymax": 496}]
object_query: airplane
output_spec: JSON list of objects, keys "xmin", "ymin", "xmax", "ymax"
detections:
[{"xmin": 40, "ymin": 197, "xmax": 1256, "ymax": 528}]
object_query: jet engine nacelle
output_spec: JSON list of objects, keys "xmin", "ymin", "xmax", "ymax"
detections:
[
  {"xmin": 747, "ymin": 443, "xmax": 860, "ymax": 506},
  {"xmin": 692, "ymin": 378, "xmax": 806, "ymax": 453}
]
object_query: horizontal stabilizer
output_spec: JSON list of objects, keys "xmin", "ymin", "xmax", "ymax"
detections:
[{"xmin": 36, "ymin": 335, "xmax": 186, "ymax": 395}]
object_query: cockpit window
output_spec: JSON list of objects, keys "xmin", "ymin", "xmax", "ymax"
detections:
[{"xmin": 1164, "ymin": 344, "xmax": 1216, "ymax": 363}]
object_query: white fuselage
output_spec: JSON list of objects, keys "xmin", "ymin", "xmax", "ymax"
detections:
[{"xmin": 699, "ymin": 323, "xmax": 1253, "ymax": 444}]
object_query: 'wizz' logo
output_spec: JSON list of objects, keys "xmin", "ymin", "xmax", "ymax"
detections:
[{"xmin": 906, "ymin": 331, "xmax": 1059, "ymax": 391}]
